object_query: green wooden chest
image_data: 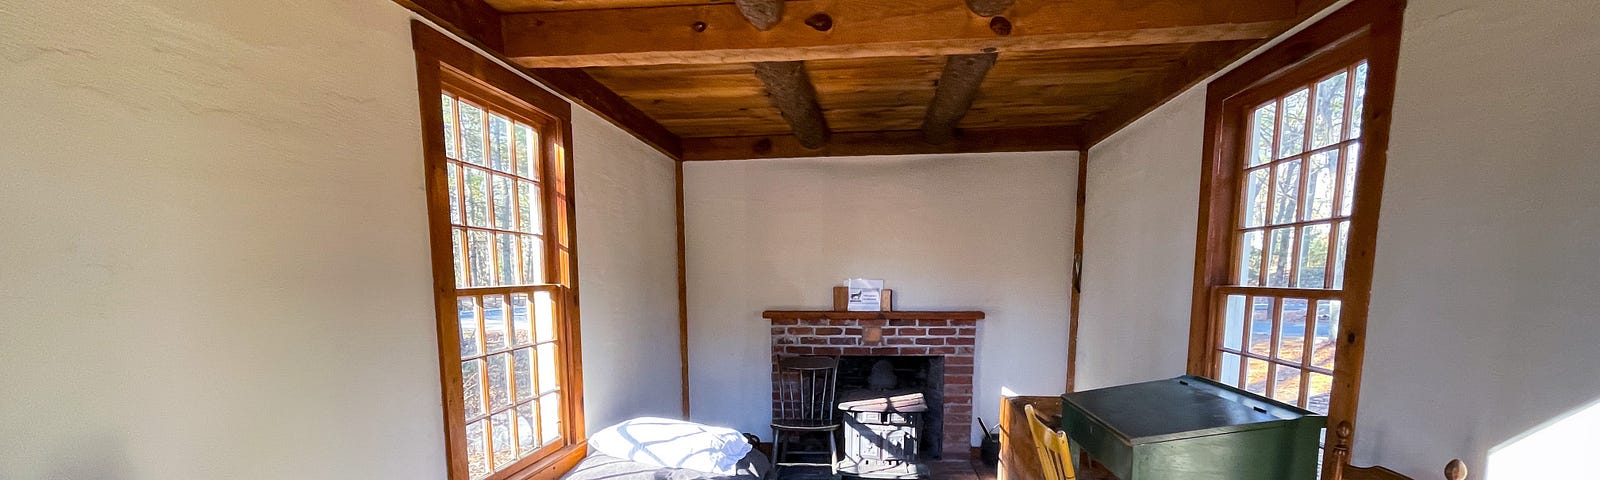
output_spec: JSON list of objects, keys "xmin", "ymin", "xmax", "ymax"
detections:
[{"xmin": 1059, "ymin": 376, "xmax": 1325, "ymax": 480}]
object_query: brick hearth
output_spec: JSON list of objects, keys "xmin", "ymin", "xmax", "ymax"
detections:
[{"xmin": 767, "ymin": 312, "xmax": 983, "ymax": 457}]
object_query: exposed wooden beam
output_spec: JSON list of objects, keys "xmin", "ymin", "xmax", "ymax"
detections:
[
  {"xmin": 752, "ymin": 61, "xmax": 830, "ymax": 149},
  {"xmin": 393, "ymin": 3, "xmax": 685, "ymax": 159},
  {"xmin": 734, "ymin": 0, "xmax": 784, "ymax": 31},
  {"xmin": 965, "ymin": 0, "xmax": 1015, "ymax": 17},
  {"xmin": 682, "ymin": 125, "xmax": 1083, "ymax": 161},
  {"xmin": 503, "ymin": 0, "xmax": 1297, "ymax": 67},
  {"xmin": 393, "ymin": 0, "xmax": 506, "ymax": 50},
  {"xmin": 1084, "ymin": 40, "xmax": 1264, "ymax": 147},
  {"xmin": 922, "ymin": 53, "xmax": 999, "ymax": 145}
]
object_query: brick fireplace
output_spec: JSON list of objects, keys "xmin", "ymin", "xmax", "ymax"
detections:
[{"xmin": 765, "ymin": 311, "xmax": 984, "ymax": 458}]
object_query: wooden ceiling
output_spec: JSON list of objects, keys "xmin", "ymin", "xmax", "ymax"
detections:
[{"xmin": 399, "ymin": 0, "xmax": 1338, "ymax": 160}]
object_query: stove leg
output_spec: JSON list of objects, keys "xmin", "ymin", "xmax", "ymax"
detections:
[{"xmin": 829, "ymin": 429, "xmax": 839, "ymax": 476}]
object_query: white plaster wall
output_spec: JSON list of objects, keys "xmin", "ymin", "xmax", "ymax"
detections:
[
  {"xmin": 683, "ymin": 152, "xmax": 1076, "ymax": 444},
  {"xmin": 1078, "ymin": 0, "xmax": 1600, "ymax": 477},
  {"xmin": 570, "ymin": 108, "xmax": 684, "ymax": 430},
  {"xmin": 1353, "ymin": 0, "xmax": 1600, "ymax": 476},
  {"xmin": 1077, "ymin": 88, "xmax": 1207, "ymax": 390},
  {"xmin": 0, "ymin": 0, "xmax": 682, "ymax": 477}
]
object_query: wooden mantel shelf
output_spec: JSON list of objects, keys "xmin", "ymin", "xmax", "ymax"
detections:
[{"xmin": 762, "ymin": 310, "xmax": 985, "ymax": 321}]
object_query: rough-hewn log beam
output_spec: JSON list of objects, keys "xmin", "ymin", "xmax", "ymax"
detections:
[
  {"xmin": 922, "ymin": 53, "xmax": 999, "ymax": 145},
  {"xmin": 735, "ymin": 0, "xmax": 784, "ymax": 31},
  {"xmin": 503, "ymin": 0, "xmax": 1297, "ymax": 68},
  {"xmin": 752, "ymin": 61, "xmax": 830, "ymax": 149},
  {"xmin": 682, "ymin": 126, "xmax": 1082, "ymax": 161},
  {"xmin": 965, "ymin": 0, "xmax": 1015, "ymax": 17}
]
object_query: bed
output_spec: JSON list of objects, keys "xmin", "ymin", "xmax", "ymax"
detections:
[{"xmin": 561, "ymin": 449, "xmax": 771, "ymax": 480}]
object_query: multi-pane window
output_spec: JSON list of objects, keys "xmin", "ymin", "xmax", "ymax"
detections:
[
  {"xmin": 1211, "ymin": 61, "xmax": 1369, "ymax": 415},
  {"xmin": 439, "ymin": 86, "xmax": 578, "ymax": 480}
]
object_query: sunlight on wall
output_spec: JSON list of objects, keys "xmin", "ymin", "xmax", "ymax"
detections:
[{"xmin": 1487, "ymin": 398, "xmax": 1600, "ymax": 479}]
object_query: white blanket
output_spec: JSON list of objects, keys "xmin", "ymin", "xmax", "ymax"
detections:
[{"xmin": 587, "ymin": 418, "xmax": 753, "ymax": 475}]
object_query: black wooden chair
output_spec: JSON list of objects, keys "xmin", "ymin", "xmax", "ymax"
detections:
[{"xmin": 770, "ymin": 356, "xmax": 840, "ymax": 479}]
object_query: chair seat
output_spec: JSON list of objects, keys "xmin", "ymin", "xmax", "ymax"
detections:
[{"xmin": 770, "ymin": 418, "xmax": 840, "ymax": 431}]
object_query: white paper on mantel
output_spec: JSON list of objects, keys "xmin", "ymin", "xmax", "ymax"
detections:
[{"xmin": 845, "ymin": 278, "xmax": 883, "ymax": 311}]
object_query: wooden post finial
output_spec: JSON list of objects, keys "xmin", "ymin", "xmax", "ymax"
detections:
[{"xmin": 1444, "ymin": 459, "xmax": 1468, "ymax": 480}]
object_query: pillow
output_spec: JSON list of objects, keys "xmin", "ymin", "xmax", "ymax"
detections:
[{"xmin": 587, "ymin": 417, "xmax": 753, "ymax": 475}]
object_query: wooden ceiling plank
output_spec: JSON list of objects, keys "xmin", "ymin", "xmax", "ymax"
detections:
[
  {"xmin": 752, "ymin": 61, "xmax": 831, "ymax": 149},
  {"xmin": 922, "ymin": 53, "xmax": 999, "ymax": 144},
  {"xmin": 682, "ymin": 125, "xmax": 1083, "ymax": 161},
  {"xmin": 502, "ymin": 0, "xmax": 1298, "ymax": 67},
  {"xmin": 1083, "ymin": 40, "xmax": 1265, "ymax": 146}
]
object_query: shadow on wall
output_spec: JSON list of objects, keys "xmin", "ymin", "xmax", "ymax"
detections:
[{"xmin": 1487, "ymin": 396, "xmax": 1600, "ymax": 479}]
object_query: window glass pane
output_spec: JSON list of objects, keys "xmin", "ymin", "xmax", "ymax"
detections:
[
  {"xmin": 491, "ymin": 410, "xmax": 516, "ymax": 469},
  {"xmin": 1312, "ymin": 72, "xmax": 1349, "ymax": 149},
  {"xmin": 1222, "ymin": 295, "xmax": 1247, "ymax": 350},
  {"xmin": 488, "ymin": 352, "xmax": 513, "ymax": 411},
  {"xmin": 1304, "ymin": 150, "xmax": 1337, "ymax": 221},
  {"xmin": 1332, "ymin": 221, "xmax": 1351, "ymax": 289},
  {"xmin": 1342, "ymin": 143, "xmax": 1360, "ymax": 217},
  {"xmin": 489, "ymin": 114, "xmax": 513, "ymax": 173},
  {"xmin": 458, "ymin": 296, "xmax": 481, "ymax": 358},
  {"xmin": 469, "ymin": 230, "xmax": 493, "ymax": 288},
  {"xmin": 448, "ymin": 164, "xmax": 462, "ymax": 225},
  {"xmin": 1279, "ymin": 88, "xmax": 1309, "ymax": 158},
  {"xmin": 492, "ymin": 175, "xmax": 515, "ymax": 231},
  {"xmin": 1242, "ymin": 168, "xmax": 1270, "ymax": 228},
  {"xmin": 1313, "ymin": 300, "xmax": 1341, "ymax": 370},
  {"xmin": 517, "ymin": 402, "xmax": 539, "ymax": 455},
  {"xmin": 1351, "ymin": 62, "xmax": 1369, "ymax": 139},
  {"xmin": 1219, "ymin": 352, "xmax": 1243, "ymax": 387},
  {"xmin": 534, "ymin": 290, "xmax": 556, "ymax": 344},
  {"xmin": 1266, "ymin": 227, "xmax": 1294, "ymax": 287},
  {"xmin": 453, "ymin": 229, "xmax": 466, "ymax": 289},
  {"xmin": 1249, "ymin": 102, "xmax": 1277, "ymax": 167},
  {"xmin": 1248, "ymin": 297, "xmax": 1274, "ymax": 357},
  {"xmin": 1278, "ymin": 298, "xmax": 1309, "ymax": 364},
  {"xmin": 520, "ymin": 236, "xmax": 544, "ymax": 285},
  {"xmin": 511, "ymin": 294, "xmax": 533, "ymax": 347},
  {"xmin": 484, "ymin": 295, "xmax": 509, "ymax": 352},
  {"xmin": 1245, "ymin": 357, "xmax": 1269, "ymax": 396},
  {"xmin": 1298, "ymin": 224, "xmax": 1330, "ymax": 288},
  {"xmin": 495, "ymin": 233, "xmax": 517, "ymax": 286},
  {"xmin": 442, "ymin": 94, "xmax": 458, "ymax": 159},
  {"xmin": 516, "ymin": 123, "xmax": 538, "ymax": 179},
  {"xmin": 1308, "ymin": 372, "xmax": 1334, "ymax": 415},
  {"xmin": 1273, "ymin": 365, "xmax": 1304, "ymax": 404},
  {"xmin": 1273, "ymin": 159, "xmax": 1301, "ymax": 225},
  {"xmin": 514, "ymin": 348, "xmax": 534, "ymax": 401},
  {"xmin": 540, "ymin": 393, "xmax": 562, "ymax": 444},
  {"xmin": 463, "ymin": 359, "xmax": 485, "ymax": 419},
  {"xmin": 537, "ymin": 343, "xmax": 558, "ymax": 394},
  {"xmin": 519, "ymin": 181, "xmax": 541, "ymax": 234},
  {"xmin": 1239, "ymin": 231, "xmax": 1264, "ymax": 287},
  {"xmin": 460, "ymin": 102, "xmax": 486, "ymax": 167},
  {"xmin": 467, "ymin": 419, "xmax": 489, "ymax": 480},
  {"xmin": 464, "ymin": 167, "xmax": 490, "ymax": 228}
]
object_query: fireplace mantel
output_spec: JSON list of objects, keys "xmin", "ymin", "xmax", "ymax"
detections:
[{"xmin": 761, "ymin": 310, "xmax": 985, "ymax": 321}]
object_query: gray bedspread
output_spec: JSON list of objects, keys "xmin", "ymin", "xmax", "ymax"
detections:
[{"xmin": 560, "ymin": 450, "xmax": 770, "ymax": 480}]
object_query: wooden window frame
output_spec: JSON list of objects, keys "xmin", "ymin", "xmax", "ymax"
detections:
[
  {"xmin": 412, "ymin": 21, "xmax": 587, "ymax": 480},
  {"xmin": 1187, "ymin": 0, "xmax": 1404, "ymax": 477}
]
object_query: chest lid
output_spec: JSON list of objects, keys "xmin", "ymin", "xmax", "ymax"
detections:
[{"xmin": 1061, "ymin": 375, "xmax": 1323, "ymax": 444}]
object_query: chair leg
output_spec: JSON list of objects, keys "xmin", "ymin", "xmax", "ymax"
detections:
[
  {"xmin": 828, "ymin": 430, "xmax": 838, "ymax": 476},
  {"xmin": 770, "ymin": 428, "xmax": 783, "ymax": 479}
]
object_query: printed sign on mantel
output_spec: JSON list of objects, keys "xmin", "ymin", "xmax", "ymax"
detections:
[{"xmin": 844, "ymin": 279, "xmax": 884, "ymax": 312}]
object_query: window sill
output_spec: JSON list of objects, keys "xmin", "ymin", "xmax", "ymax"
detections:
[{"xmin": 494, "ymin": 441, "xmax": 588, "ymax": 480}]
